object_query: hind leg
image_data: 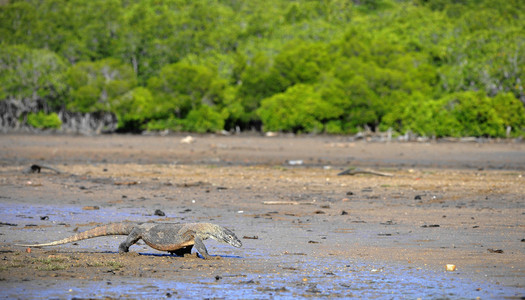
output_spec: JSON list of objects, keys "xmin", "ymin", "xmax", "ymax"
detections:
[{"xmin": 119, "ymin": 228, "xmax": 142, "ymax": 253}]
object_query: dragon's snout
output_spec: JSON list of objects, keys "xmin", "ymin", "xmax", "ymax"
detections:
[
  {"xmin": 220, "ymin": 227, "xmax": 242, "ymax": 248},
  {"xmin": 230, "ymin": 237, "xmax": 242, "ymax": 248}
]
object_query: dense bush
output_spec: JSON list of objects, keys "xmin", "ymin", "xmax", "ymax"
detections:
[
  {"xmin": 382, "ymin": 91, "xmax": 525, "ymax": 137},
  {"xmin": 112, "ymin": 87, "xmax": 154, "ymax": 131},
  {"xmin": 1, "ymin": 0, "xmax": 524, "ymax": 136},
  {"xmin": 257, "ymin": 84, "xmax": 339, "ymax": 133},
  {"xmin": 26, "ymin": 112, "xmax": 62, "ymax": 129},
  {"xmin": 66, "ymin": 58, "xmax": 136, "ymax": 113},
  {"xmin": 183, "ymin": 105, "xmax": 227, "ymax": 133}
]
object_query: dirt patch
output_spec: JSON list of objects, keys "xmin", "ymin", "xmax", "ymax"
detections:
[{"xmin": 0, "ymin": 134, "xmax": 524, "ymax": 298}]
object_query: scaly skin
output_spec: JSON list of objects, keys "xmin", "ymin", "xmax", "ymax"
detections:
[{"xmin": 16, "ymin": 222, "xmax": 242, "ymax": 259}]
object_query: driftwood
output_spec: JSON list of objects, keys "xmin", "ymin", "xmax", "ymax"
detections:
[
  {"xmin": 262, "ymin": 201, "xmax": 316, "ymax": 205},
  {"xmin": 263, "ymin": 201, "xmax": 299, "ymax": 205},
  {"xmin": 338, "ymin": 167, "xmax": 393, "ymax": 177}
]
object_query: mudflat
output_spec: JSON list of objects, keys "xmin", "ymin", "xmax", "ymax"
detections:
[{"xmin": 0, "ymin": 134, "xmax": 524, "ymax": 298}]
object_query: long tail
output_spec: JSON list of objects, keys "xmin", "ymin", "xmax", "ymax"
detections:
[{"xmin": 16, "ymin": 222, "xmax": 136, "ymax": 247}]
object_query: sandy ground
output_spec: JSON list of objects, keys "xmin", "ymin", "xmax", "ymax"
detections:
[{"xmin": 0, "ymin": 134, "xmax": 524, "ymax": 299}]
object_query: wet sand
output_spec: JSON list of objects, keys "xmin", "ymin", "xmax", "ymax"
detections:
[{"xmin": 0, "ymin": 134, "xmax": 524, "ymax": 298}]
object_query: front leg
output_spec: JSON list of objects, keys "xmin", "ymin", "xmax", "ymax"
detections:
[
  {"xmin": 119, "ymin": 228, "xmax": 141, "ymax": 253},
  {"xmin": 193, "ymin": 236, "xmax": 218, "ymax": 260}
]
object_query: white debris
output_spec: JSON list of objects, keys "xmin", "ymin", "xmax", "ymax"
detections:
[
  {"xmin": 287, "ymin": 160, "xmax": 303, "ymax": 166},
  {"xmin": 181, "ymin": 135, "xmax": 195, "ymax": 144}
]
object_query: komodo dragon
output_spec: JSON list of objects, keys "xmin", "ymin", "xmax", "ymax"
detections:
[
  {"xmin": 23, "ymin": 164, "xmax": 62, "ymax": 174},
  {"xmin": 17, "ymin": 222, "xmax": 242, "ymax": 259}
]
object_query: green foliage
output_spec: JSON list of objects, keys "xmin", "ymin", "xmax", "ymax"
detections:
[
  {"xmin": 381, "ymin": 92, "xmax": 463, "ymax": 137},
  {"xmin": 491, "ymin": 93, "xmax": 525, "ymax": 136},
  {"xmin": 0, "ymin": 45, "xmax": 67, "ymax": 108},
  {"xmin": 449, "ymin": 91, "xmax": 505, "ymax": 137},
  {"xmin": 112, "ymin": 87, "xmax": 154, "ymax": 131},
  {"xmin": 382, "ymin": 91, "xmax": 524, "ymax": 137},
  {"xmin": 66, "ymin": 58, "xmax": 136, "ymax": 113},
  {"xmin": 26, "ymin": 111, "xmax": 62, "ymax": 129},
  {"xmin": 183, "ymin": 105, "xmax": 227, "ymax": 133},
  {"xmin": 324, "ymin": 120, "xmax": 345, "ymax": 134},
  {"xmin": 147, "ymin": 62, "xmax": 223, "ymax": 118},
  {"xmin": 257, "ymin": 84, "xmax": 339, "ymax": 133},
  {"xmin": 145, "ymin": 105, "xmax": 226, "ymax": 133},
  {"xmin": 145, "ymin": 117, "xmax": 183, "ymax": 132},
  {"xmin": 0, "ymin": 0, "xmax": 523, "ymax": 136},
  {"xmin": 235, "ymin": 53, "xmax": 275, "ymax": 124},
  {"xmin": 270, "ymin": 41, "xmax": 332, "ymax": 92}
]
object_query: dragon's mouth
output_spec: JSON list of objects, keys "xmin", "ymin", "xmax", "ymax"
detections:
[{"xmin": 230, "ymin": 238, "xmax": 242, "ymax": 248}]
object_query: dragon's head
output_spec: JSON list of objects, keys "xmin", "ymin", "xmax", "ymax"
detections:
[{"xmin": 207, "ymin": 224, "xmax": 242, "ymax": 248}]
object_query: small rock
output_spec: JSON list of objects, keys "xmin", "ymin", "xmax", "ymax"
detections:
[
  {"xmin": 380, "ymin": 220, "xmax": 396, "ymax": 225},
  {"xmin": 154, "ymin": 209, "xmax": 166, "ymax": 216},
  {"xmin": 414, "ymin": 195, "xmax": 422, "ymax": 200},
  {"xmin": 114, "ymin": 181, "xmax": 139, "ymax": 186},
  {"xmin": 341, "ymin": 210, "xmax": 349, "ymax": 215},
  {"xmin": 241, "ymin": 279, "xmax": 256, "ymax": 284},
  {"xmin": 346, "ymin": 191, "xmax": 354, "ymax": 196},
  {"xmin": 487, "ymin": 248, "xmax": 504, "ymax": 254},
  {"xmin": 306, "ymin": 286, "xmax": 321, "ymax": 294},
  {"xmin": 445, "ymin": 264, "xmax": 456, "ymax": 271},
  {"xmin": 82, "ymin": 206, "xmax": 99, "ymax": 210},
  {"xmin": 40, "ymin": 216, "xmax": 49, "ymax": 220}
]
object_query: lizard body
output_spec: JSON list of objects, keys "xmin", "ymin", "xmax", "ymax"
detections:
[
  {"xmin": 17, "ymin": 222, "xmax": 242, "ymax": 259},
  {"xmin": 23, "ymin": 164, "xmax": 62, "ymax": 174}
]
